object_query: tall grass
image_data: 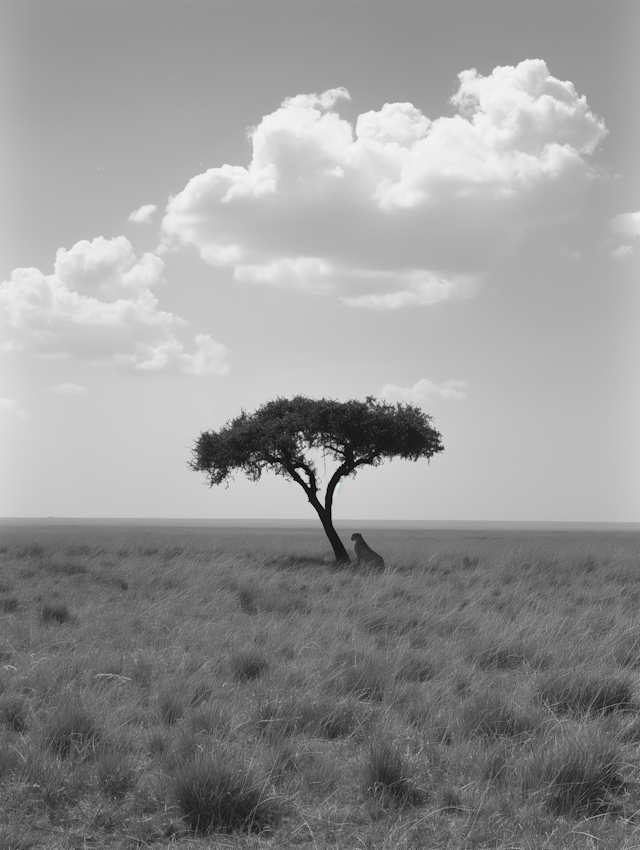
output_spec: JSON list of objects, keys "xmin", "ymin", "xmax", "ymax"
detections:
[
  {"xmin": 170, "ymin": 750, "xmax": 282, "ymax": 835},
  {"xmin": 523, "ymin": 727, "xmax": 627, "ymax": 815},
  {"xmin": 363, "ymin": 736, "xmax": 426, "ymax": 808},
  {"xmin": 42, "ymin": 700, "xmax": 103, "ymax": 757},
  {"xmin": 0, "ymin": 524, "xmax": 639, "ymax": 847}
]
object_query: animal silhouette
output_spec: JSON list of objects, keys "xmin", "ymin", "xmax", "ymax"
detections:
[{"xmin": 350, "ymin": 533, "xmax": 385, "ymax": 569}]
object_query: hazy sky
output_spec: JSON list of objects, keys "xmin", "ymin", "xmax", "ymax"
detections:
[{"xmin": 1, "ymin": 0, "xmax": 638, "ymax": 522}]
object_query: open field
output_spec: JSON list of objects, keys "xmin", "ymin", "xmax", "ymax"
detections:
[{"xmin": 1, "ymin": 522, "xmax": 640, "ymax": 849}]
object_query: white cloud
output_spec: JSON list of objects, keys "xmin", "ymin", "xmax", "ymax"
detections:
[
  {"xmin": 0, "ymin": 397, "xmax": 27, "ymax": 421},
  {"xmin": 612, "ymin": 245, "xmax": 634, "ymax": 260},
  {"xmin": 162, "ymin": 60, "xmax": 606, "ymax": 309},
  {"xmin": 49, "ymin": 382, "xmax": 88, "ymax": 394},
  {"xmin": 342, "ymin": 272, "xmax": 479, "ymax": 309},
  {"xmin": 611, "ymin": 211, "xmax": 640, "ymax": 237},
  {"xmin": 128, "ymin": 204, "xmax": 157, "ymax": 224},
  {"xmin": 128, "ymin": 333, "xmax": 230, "ymax": 375},
  {"xmin": 379, "ymin": 379, "xmax": 468, "ymax": 406},
  {"xmin": 0, "ymin": 236, "xmax": 229, "ymax": 376}
]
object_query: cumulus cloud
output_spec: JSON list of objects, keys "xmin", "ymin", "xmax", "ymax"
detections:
[
  {"xmin": 0, "ymin": 236, "xmax": 229, "ymax": 376},
  {"xmin": 379, "ymin": 379, "xmax": 468, "ymax": 405},
  {"xmin": 49, "ymin": 382, "xmax": 88, "ymax": 394},
  {"xmin": 0, "ymin": 397, "xmax": 27, "ymax": 421},
  {"xmin": 343, "ymin": 272, "xmax": 478, "ymax": 309},
  {"xmin": 128, "ymin": 204, "xmax": 157, "ymax": 224},
  {"xmin": 162, "ymin": 60, "xmax": 606, "ymax": 309},
  {"xmin": 129, "ymin": 333, "xmax": 230, "ymax": 374},
  {"xmin": 611, "ymin": 211, "xmax": 640, "ymax": 237},
  {"xmin": 612, "ymin": 245, "xmax": 634, "ymax": 260}
]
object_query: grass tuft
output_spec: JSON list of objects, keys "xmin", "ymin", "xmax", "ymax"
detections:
[
  {"xmin": 40, "ymin": 602, "xmax": 72, "ymax": 624},
  {"xmin": 231, "ymin": 649, "xmax": 269, "ymax": 682},
  {"xmin": 65, "ymin": 543, "xmax": 94, "ymax": 557},
  {"xmin": 439, "ymin": 785, "xmax": 467, "ymax": 813},
  {"xmin": 0, "ymin": 595, "xmax": 20, "ymax": 613},
  {"xmin": 396, "ymin": 652, "xmax": 437, "ymax": 683},
  {"xmin": 15, "ymin": 544, "xmax": 45, "ymax": 558},
  {"xmin": 613, "ymin": 632, "xmax": 640, "ymax": 669},
  {"xmin": 189, "ymin": 679, "xmax": 215, "ymax": 706},
  {"xmin": 157, "ymin": 683, "xmax": 187, "ymax": 726},
  {"xmin": 481, "ymin": 740, "xmax": 511, "ymax": 786},
  {"xmin": 258, "ymin": 695, "xmax": 364, "ymax": 741},
  {"xmin": 524, "ymin": 731, "xmax": 626, "ymax": 816},
  {"xmin": 468, "ymin": 636, "xmax": 544, "ymax": 671},
  {"xmin": 237, "ymin": 582, "xmax": 310, "ymax": 615},
  {"xmin": 97, "ymin": 748, "xmax": 137, "ymax": 798},
  {"xmin": 42, "ymin": 561, "xmax": 89, "ymax": 576},
  {"xmin": 43, "ymin": 701, "xmax": 102, "ymax": 757},
  {"xmin": 238, "ymin": 588, "xmax": 258, "ymax": 614},
  {"xmin": 363, "ymin": 737, "xmax": 426, "ymax": 808},
  {"xmin": 187, "ymin": 703, "xmax": 232, "ymax": 738},
  {"xmin": 257, "ymin": 698, "xmax": 299, "ymax": 741},
  {"xmin": 127, "ymin": 655, "xmax": 154, "ymax": 689},
  {"xmin": 300, "ymin": 698, "xmax": 365, "ymax": 739},
  {"xmin": 0, "ymin": 695, "xmax": 28, "ymax": 733},
  {"xmin": 537, "ymin": 670, "xmax": 635, "ymax": 716},
  {"xmin": 460, "ymin": 689, "xmax": 540, "ymax": 740},
  {"xmin": 0, "ymin": 734, "xmax": 24, "ymax": 780},
  {"xmin": 138, "ymin": 546, "xmax": 160, "ymax": 557},
  {"xmin": 147, "ymin": 729, "xmax": 167, "ymax": 757},
  {"xmin": 332, "ymin": 649, "xmax": 388, "ymax": 701},
  {"xmin": 268, "ymin": 743, "xmax": 300, "ymax": 785},
  {"xmin": 23, "ymin": 749, "xmax": 90, "ymax": 808},
  {"xmin": 171, "ymin": 751, "xmax": 281, "ymax": 835},
  {"xmin": 266, "ymin": 553, "xmax": 328, "ymax": 570}
]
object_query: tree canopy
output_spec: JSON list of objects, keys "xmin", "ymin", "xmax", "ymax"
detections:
[{"xmin": 190, "ymin": 396, "xmax": 444, "ymax": 562}]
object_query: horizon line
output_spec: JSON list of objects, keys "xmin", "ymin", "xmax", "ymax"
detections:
[{"xmin": 1, "ymin": 517, "xmax": 638, "ymax": 530}]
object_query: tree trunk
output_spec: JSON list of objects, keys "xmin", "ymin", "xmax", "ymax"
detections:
[
  {"xmin": 310, "ymin": 501, "xmax": 351, "ymax": 564},
  {"xmin": 288, "ymin": 467, "xmax": 351, "ymax": 564}
]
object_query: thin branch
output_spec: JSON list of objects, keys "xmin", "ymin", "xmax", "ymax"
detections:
[
  {"xmin": 294, "ymin": 458, "xmax": 318, "ymax": 494},
  {"xmin": 280, "ymin": 457, "xmax": 322, "ymax": 508},
  {"xmin": 320, "ymin": 442, "xmax": 347, "ymax": 459}
]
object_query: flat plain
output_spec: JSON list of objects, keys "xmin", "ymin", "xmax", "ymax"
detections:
[{"xmin": 1, "ymin": 521, "xmax": 640, "ymax": 849}]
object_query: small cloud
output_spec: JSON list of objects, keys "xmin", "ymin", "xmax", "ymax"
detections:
[
  {"xmin": 0, "ymin": 236, "xmax": 229, "ymax": 377},
  {"xmin": 612, "ymin": 245, "xmax": 634, "ymax": 260},
  {"xmin": 611, "ymin": 211, "xmax": 640, "ymax": 237},
  {"xmin": 342, "ymin": 272, "xmax": 479, "ymax": 310},
  {"xmin": 131, "ymin": 333, "xmax": 230, "ymax": 376},
  {"xmin": 128, "ymin": 204, "xmax": 157, "ymax": 224},
  {"xmin": 1, "ymin": 340, "xmax": 22, "ymax": 353},
  {"xmin": 379, "ymin": 378, "xmax": 468, "ymax": 406},
  {"xmin": 49, "ymin": 382, "xmax": 88, "ymax": 394},
  {"xmin": 0, "ymin": 397, "xmax": 27, "ymax": 421}
]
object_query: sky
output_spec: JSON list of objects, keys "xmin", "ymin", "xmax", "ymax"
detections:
[{"xmin": 1, "ymin": 0, "xmax": 639, "ymax": 523}]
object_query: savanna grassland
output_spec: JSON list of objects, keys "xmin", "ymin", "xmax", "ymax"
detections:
[{"xmin": 1, "ymin": 522, "xmax": 640, "ymax": 849}]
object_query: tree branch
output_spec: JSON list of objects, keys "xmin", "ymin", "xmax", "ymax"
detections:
[
  {"xmin": 280, "ymin": 456, "xmax": 321, "ymax": 507},
  {"xmin": 324, "ymin": 460, "xmax": 353, "ymax": 514},
  {"xmin": 320, "ymin": 442, "xmax": 346, "ymax": 459},
  {"xmin": 295, "ymin": 458, "xmax": 318, "ymax": 494}
]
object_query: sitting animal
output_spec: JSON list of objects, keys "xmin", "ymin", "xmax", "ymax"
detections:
[{"xmin": 350, "ymin": 533, "xmax": 385, "ymax": 569}]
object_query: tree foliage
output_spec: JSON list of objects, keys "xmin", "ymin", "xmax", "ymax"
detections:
[{"xmin": 190, "ymin": 396, "xmax": 444, "ymax": 562}]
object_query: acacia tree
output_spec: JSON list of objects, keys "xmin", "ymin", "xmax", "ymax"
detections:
[{"xmin": 189, "ymin": 396, "xmax": 444, "ymax": 563}]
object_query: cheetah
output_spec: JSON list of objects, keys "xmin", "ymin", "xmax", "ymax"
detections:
[{"xmin": 350, "ymin": 533, "xmax": 385, "ymax": 569}]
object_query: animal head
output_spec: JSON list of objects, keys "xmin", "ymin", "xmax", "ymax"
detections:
[{"xmin": 351, "ymin": 533, "xmax": 363, "ymax": 541}]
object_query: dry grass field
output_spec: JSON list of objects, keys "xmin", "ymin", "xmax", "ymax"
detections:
[{"xmin": 1, "ymin": 521, "xmax": 640, "ymax": 849}]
